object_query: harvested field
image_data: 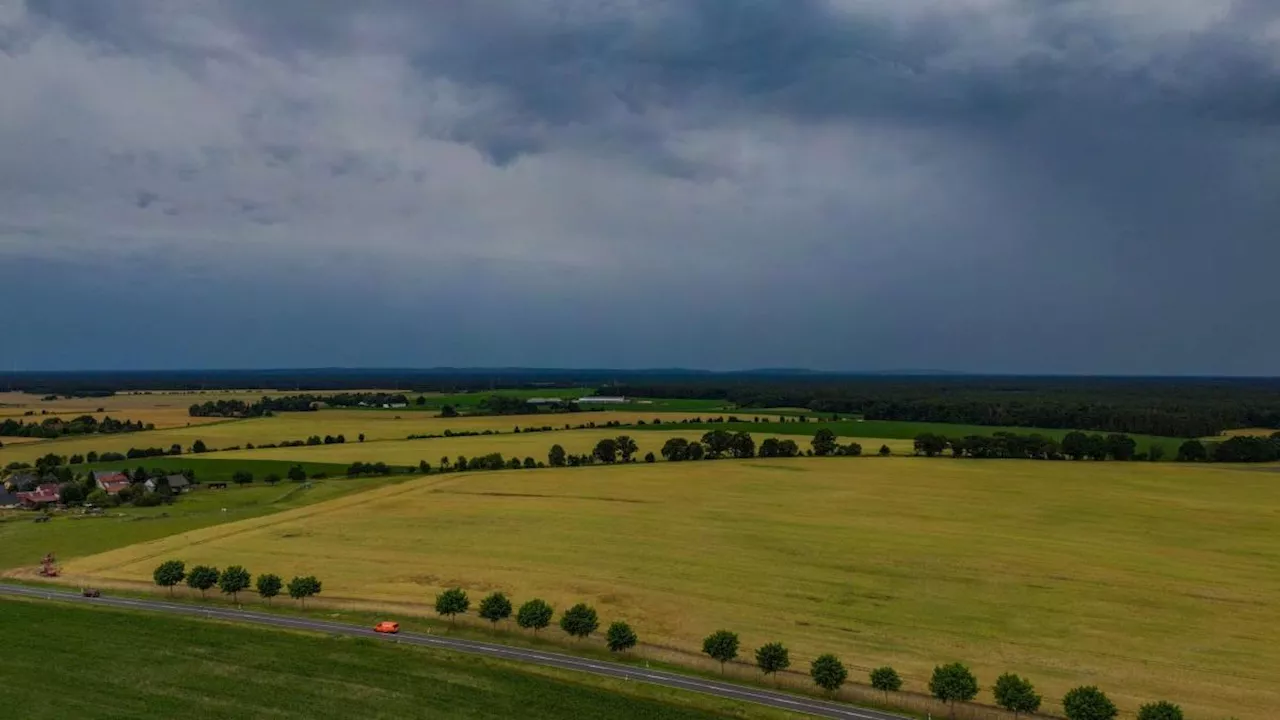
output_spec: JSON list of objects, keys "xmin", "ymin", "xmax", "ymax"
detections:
[{"xmin": 60, "ymin": 458, "xmax": 1280, "ymax": 719}]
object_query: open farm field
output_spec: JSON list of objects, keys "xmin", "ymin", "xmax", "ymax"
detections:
[
  {"xmin": 409, "ymin": 387, "xmax": 595, "ymax": 409},
  {"xmin": 61, "ymin": 458, "xmax": 1280, "ymax": 720},
  {"xmin": 0, "ymin": 599, "xmax": 770, "ymax": 720},
  {"xmin": 0, "ymin": 475, "xmax": 404, "ymax": 572},
  {"xmin": 632, "ymin": 418, "xmax": 1186, "ymax": 457},
  {"xmin": 0, "ymin": 410, "xmax": 710, "ymax": 465}
]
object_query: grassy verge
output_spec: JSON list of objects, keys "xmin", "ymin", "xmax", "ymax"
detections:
[
  {"xmin": 0, "ymin": 475, "xmax": 407, "ymax": 572},
  {"xmin": 0, "ymin": 596, "xmax": 794, "ymax": 720}
]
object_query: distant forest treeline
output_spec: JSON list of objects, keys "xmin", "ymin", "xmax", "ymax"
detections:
[
  {"xmin": 606, "ymin": 378, "xmax": 1280, "ymax": 438},
  {"xmin": 6, "ymin": 370, "xmax": 1280, "ymax": 438}
]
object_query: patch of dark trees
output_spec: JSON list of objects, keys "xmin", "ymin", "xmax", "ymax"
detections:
[
  {"xmin": 0, "ymin": 415, "xmax": 152, "ymax": 439},
  {"xmin": 1176, "ymin": 434, "xmax": 1280, "ymax": 463}
]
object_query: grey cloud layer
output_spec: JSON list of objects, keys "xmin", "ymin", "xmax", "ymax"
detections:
[{"xmin": 2, "ymin": 0, "xmax": 1279, "ymax": 372}]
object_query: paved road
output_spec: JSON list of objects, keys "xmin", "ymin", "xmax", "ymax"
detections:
[{"xmin": 1, "ymin": 583, "xmax": 906, "ymax": 720}]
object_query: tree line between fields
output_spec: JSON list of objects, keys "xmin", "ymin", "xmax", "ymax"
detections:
[
  {"xmin": 0, "ymin": 414, "xmax": 152, "ymax": 440},
  {"xmin": 913, "ymin": 430, "xmax": 1280, "ymax": 463},
  {"xmin": 148, "ymin": 559, "xmax": 1188, "ymax": 720}
]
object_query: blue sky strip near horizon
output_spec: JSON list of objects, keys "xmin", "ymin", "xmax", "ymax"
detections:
[{"xmin": 2, "ymin": 1, "xmax": 1278, "ymax": 374}]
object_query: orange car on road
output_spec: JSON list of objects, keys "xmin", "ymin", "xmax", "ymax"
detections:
[{"xmin": 374, "ymin": 621, "xmax": 400, "ymax": 634}]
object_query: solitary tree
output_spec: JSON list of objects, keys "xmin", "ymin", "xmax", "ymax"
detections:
[
  {"xmin": 993, "ymin": 673, "xmax": 1042, "ymax": 718},
  {"xmin": 478, "ymin": 592, "xmax": 513, "ymax": 627},
  {"xmin": 516, "ymin": 598, "xmax": 553, "ymax": 633},
  {"xmin": 870, "ymin": 666, "xmax": 902, "ymax": 703},
  {"xmin": 559, "ymin": 603, "xmax": 599, "ymax": 640},
  {"xmin": 218, "ymin": 565, "xmax": 251, "ymax": 602},
  {"xmin": 192, "ymin": 439, "xmax": 208, "ymax": 454},
  {"xmin": 930, "ymin": 663, "xmax": 979, "ymax": 718},
  {"xmin": 435, "ymin": 588, "xmax": 470, "ymax": 624},
  {"xmin": 878, "ymin": 444, "xmax": 892, "ymax": 457},
  {"xmin": 256, "ymin": 573, "xmax": 282, "ymax": 604},
  {"xmin": 1136, "ymin": 701, "xmax": 1183, "ymax": 720},
  {"xmin": 701, "ymin": 630, "xmax": 740, "ymax": 674},
  {"xmin": 606, "ymin": 621, "xmax": 638, "ymax": 653},
  {"xmin": 548, "ymin": 444, "xmax": 567, "ymax": 467},
  {"xmin": 811, "ymin": 429, "xmax": 838, "ymax": 456},
  {"xmin": 186, "ymin": 565, "xmax": 220, "ymax": 599},
  {"xmin": 644, "ymin": 452, "xmax": 656, "ymax": 463},
  {"xmin": 287, "ymin": 575, "xmax": 322, "ymax": 607},
  {"xmin": 264, "ymin": 473, "xmax": 281, "ymax": 486},
  {"xmin": 1062, "ymin": 686, "xmax": 1118, "ymax": 720},
  {"xmin": 810, "ymin": 654, "xmax": 848, "ymax": 694},
  {"xmin": 1176, "ymin": 439, "xmax": 1207, "ymax": 462},
  {"xmin": 754, "ymin": 642, "xmax": 790, "ymax": 685},
  {"xmin": 287, "ymin": 465, "xmax": 307, "ymax": 483},
  {"xmin": 593, "ymin": 438, "xmax": 619, "ymax": 464},
  {"xmin": 153, "ymin": 559, "xmax": 186, "ymax": 596},
  {"xmin": 615, "ymin": 436, "xmax": 638, "ymax": 462},
  {"xmin": 232, "ymin": 470, "xmax": 253, "ymax": 486}
]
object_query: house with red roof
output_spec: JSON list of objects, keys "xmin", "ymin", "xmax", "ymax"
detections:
[
  {"xmin": 16, "ymin": 483, "xmax": 60, "ymax": 509},
  {"xmin": 93, "ymin": 470, "xmax": 131, "ymax": 496}
]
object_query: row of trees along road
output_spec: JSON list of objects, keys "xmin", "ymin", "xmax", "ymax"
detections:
[
  {"xmin": 700, "ymin": 631, "xmax": 1186, "ymax": 720},
  {"xmin": 148, "ymin": 559, "xmax": 1189, "ymax": 719},
  {"xmin": 152, "ymin": 560, "xmax": 321, "ymax": 605},
  {"xmin": 430, "ymin": 588, "xmax": 640, "ymax": 652}
]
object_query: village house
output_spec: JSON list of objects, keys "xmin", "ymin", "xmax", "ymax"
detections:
[
  {"xmin": 93, "ymin": 470, "xmax": 131, "ymax": 496},
  {"xmin": 144, "ymin": 474, "xmax": 191, "ymax": 493},
  {"xmin": 16, "ymin": 483, "xmax": 60, "ymax": 509}
]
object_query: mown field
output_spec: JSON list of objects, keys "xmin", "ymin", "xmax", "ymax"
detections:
[
  {"xmin": 0, "ymin": 409, "xmax": 716, "ymax": 465},
  {"xmin": 630, "ymin": 419, "xmax": 1186, "ymax": 457},
  {"xmin": 58, "ymin": 459, "xmax": 1280, "ymax": 720},
  {"xmin": 0, "ymin": 598, "xmax": 780, "ymax": 720}
]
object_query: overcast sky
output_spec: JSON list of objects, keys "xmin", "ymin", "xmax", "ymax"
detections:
[{"xmin": 2, "ymin": 1, "xmax": 1278, "ymax": 374}]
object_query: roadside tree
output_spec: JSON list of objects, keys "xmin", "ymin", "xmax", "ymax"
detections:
[
  {"xmin": 435, "ymin": 588, "xmax": 470, "ymax": 623},
  {"xmin": 287, "ymin": 575, "xmax": 321, "ymax": 607},
  {"xmin": 701, "ymin": 630, "xmax": 739, "ymax": 674},
  {"xmin": 1062, "ymin": 686, "xmax": 1117, "ymax": 720},
  {"xmin": 256, "ymin": 573, "xmax": 282, "ymax": 604},
  {"xmin": 478, "ymin": 592, "xmax": 513, "ymax": 627},
  {"xmin": 930, "ymin": 663, "xmax": 978, "ymax": 718},
  {"xmin": 606, "ymin": 621, "xmax": 638, "ymax": 653},
  {"xmin": 152, "ymin": 559, "xmax": 186, "ymax": 596},
  {"xmin": 869, "ymin": 666, "xmax": 902, "ymax": 702},
  {"xmin": 810, "ymin": 654, "xmax": 847, "ymax": 694},
  {"xmin": 559, "ymin": 603, "xmax": 599, "ymax": 640},
  {"xmin": 186, "ymin": 565, "xmax": 220, "ymax": 598},
  {"xmin": 1136, "ymin": 701, "xmax": 1183, "ymax": 720},
  {"xmin": 219, "ymin": 565, "xmax": 251, "ymax": 602},
  {"xmin": 516, "ymin": 599, "xmax": 553, "ymax": 633},
  {"xmin": 754, "ymin": 642, "xmax": 790, "ymax": 685},
  {"xmin": 993, "ymin": 673, "xmax": 1041, "ymax": 718}
]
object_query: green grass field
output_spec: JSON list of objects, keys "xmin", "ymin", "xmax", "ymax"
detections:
[
  {"xmin": 0, "ymin": 598, "xmax": 784, "ymax": 720},
  {"xmin": 0, "ymin": 475, "xmax": 406, "ymax": 573},
  {"xmin": 630, "ymin": 418, "xmax": 1185, "ymax": 456},
  {"xmin": 59, "ymin": 458, "xmax": 1279, "ymax": 719}
]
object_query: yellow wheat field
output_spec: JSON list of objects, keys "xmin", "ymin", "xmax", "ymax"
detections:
[{"xmin": 62, "ymin": 458, "xmax": 1280, "ymax": 720}]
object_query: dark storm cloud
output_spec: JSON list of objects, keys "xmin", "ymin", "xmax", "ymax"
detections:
[{"xmin": 2, "ymin": 0, "xmax": 1280, "ymax": 373}]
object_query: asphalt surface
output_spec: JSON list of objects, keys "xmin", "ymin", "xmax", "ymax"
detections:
[{"xmin": 0, "ymin": 583, "xmax": 908, "ymax": 720}]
